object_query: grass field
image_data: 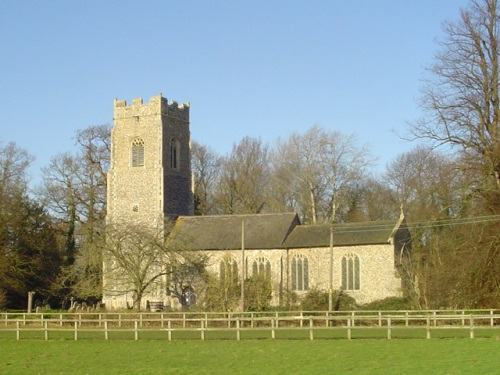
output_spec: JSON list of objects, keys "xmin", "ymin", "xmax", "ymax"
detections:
[{"xmin": 1, "ymin": 338, "xmax": 498, "ymax": 374}]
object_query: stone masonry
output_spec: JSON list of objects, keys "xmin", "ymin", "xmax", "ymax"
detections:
[{"xmin": 103, "ymin": 93, "xmax": 193, "ymax": 309}]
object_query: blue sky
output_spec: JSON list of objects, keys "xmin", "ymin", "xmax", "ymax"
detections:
[{"xmin": 1, "ymin": 0, "xmax": 469, "ymax": 185}]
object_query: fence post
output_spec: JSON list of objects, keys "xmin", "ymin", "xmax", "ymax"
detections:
[
  {"xmin": 490, "ymin": 310, "xmax": 494, "ymax": 327},
  {"xmin": 309, "ymin": 317, "xmax": 314, "ymax": 340},
  {"xmin": 134, "ymin": 321, "xmax": 138, "ymax": 340},
  {"xmin": 201, "ymin": 320, "xmax": 205, "ymax": 341},
  {"xmin": 16, "ymin": 320, "xmax": 20, "ymax": 340},
  {"xmin": 347, "ymin": 318, "xmax": 351, "ymax": 340},
  {"xmin": 60, "ymin": 314, "xmax": 63, "ymax": 327},
  {"xmin": 387, "ymin": 317, "xmax": 392, "ymax": 340},
  {"xmin": 44, "ymin": 321, "xmax": 48, "ymax": 340},
  {"xmin": 405, "ymin": 311, "xmax": 409, "ymax": 327},
  {"xmin": 426, "ymin": 316, "xmax": 431, "ymax": 339},
  {"xmin": 378, "ymin": 311, "xmax": 382, "ymax": 327},
  {"xmin": 351, "ymin": 312, "xmax": 355, "ymax": 327},
  {"xmin": 271, "ymin": 319, "xmax": 275, "ymax": 339},
  {"xmin": 40, "ymin": 314, "xmax": 44, "ymax": 327},
  {"xmin": 161, "ymin": 313, "xmax": 164, "ymax": 328},
  {"xmin": 168, "ymin": 320, "xmax": 172, "ymax": 341},
  {"xmin": 469, "ymin": 315, "xmax": 474, "ymax": 339},
  {"xmin": 236, "ymin": 319, "xmax": 240, "ymax": 341},
  {"xmin": 74, "ymin": 321, "xmax": 78, "ymax": 341}
]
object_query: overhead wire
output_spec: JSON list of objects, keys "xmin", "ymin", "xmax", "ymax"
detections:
[{"xmin": 330, "ymin": 214, "xmax": 500, "ymax": 234}]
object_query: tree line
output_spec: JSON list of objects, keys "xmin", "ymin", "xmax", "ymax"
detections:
[{"xmin": 0, "ymin": 0, "xmax": 498, "ymax": 311}]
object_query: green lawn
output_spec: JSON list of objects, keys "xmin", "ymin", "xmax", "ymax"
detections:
[{"xmin": 1, "ymin": 338, "xmax": 498, "ymax": 374}]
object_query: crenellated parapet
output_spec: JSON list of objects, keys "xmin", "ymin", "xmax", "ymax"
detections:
[{"xmin": 114, "ymin": 93, "xmax": 190, "ymax": 122}]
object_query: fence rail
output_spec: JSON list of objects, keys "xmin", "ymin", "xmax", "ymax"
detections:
[{"xmin": 1, "ymin": 310, "xmax": 498, "ymax": 341}]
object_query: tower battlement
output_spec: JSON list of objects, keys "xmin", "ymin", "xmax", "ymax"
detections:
[{"xmin": 114, "ymin": 93, "xmax": 190, "ymax": 122}]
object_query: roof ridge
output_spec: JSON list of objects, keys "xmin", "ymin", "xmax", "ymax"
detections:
[{"xmin": 177, "ymin": 212, "xmax": 297, "ymax": 220}]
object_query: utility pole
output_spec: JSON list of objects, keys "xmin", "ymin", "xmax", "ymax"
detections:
[
  {"xmin": 328, "ymin": 226, "xmax": 333, "ymax": 311},
  {"xmin": 241, "ymin": 220, "xmax": 245, "ymax": 313}
]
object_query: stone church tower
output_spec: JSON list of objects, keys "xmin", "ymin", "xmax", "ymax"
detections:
[
  {"xmin": 103, "ymin": 93, "xmax": 193, "ymax": 309},
  {"xmin": 106, "ymin": 93, "xmax": 193, "ymax": 228}
]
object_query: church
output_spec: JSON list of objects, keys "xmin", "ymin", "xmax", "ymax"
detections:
[{"xmin": 102, "ymin": 93, "xmax": 411, "ymax": 310}]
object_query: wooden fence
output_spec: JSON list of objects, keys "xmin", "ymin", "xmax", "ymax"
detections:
[{"xmin": 1, "ymin": 310, "xmax": 498, "ymax": 341}]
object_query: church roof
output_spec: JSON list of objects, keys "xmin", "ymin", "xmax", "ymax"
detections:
[
  {"xmin": 169, "ymin": 212, "xmax": 300, "ymax": 250},
  {"xmin": 169, "ymin": 214, "xmax": 402, "ymax": 250},
  {"xmin": 282, "ymin": 220, "xmax": 399, "ymax": 248}
]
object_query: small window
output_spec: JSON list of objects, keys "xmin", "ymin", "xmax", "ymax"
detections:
[
  {"xmin": 341, "ymin": 253, "xmax": 360, "ymax": 290},
  {"xmin": 131, "ymin": 138, "xmax": 145, "ymax": 167},
  {"xmin": 291, "ymin": 254, "xmax": 309, "ymax": 291},
  {"xmin": 170, "ymin": 138, "xmax": 180, "ymax": 169}
]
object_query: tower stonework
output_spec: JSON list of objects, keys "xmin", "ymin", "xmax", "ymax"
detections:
[
  {"xmin": 106, "ymin": 93, "xmax": 193, "ymax": 227},
  {"xmin": 104, "ymin": 93, "xmax": 193, "ymax": 309}
]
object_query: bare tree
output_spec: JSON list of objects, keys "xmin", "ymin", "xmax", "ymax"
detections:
[
  {"xmin": 272, "ymin": 125, "xmax": 372, "ymax": 223},
  {"xmin": 74, "ymin": 124, "xmax": 110, "ymax": 241},
  {"xmin": 359, "ymin": 178, "xmax": 399, "ymax": 221},
  {"xmin": 320, "ymin": 130, "xmax": 373, "ymax": 222},
  {"xmin": 410, "ymin": 0, "xmax": 500, "ymax": 196},
  {"xmin": 102, "ymin": 222, "xmax": 207, "ymax": 310},
  {"xmin": 0, "ymin": 141, "xmax": 33, "ymax": 205},
  {"xmin": 203, "ymin": 256, "xmax": 240, "ymax": 311},
  {"xmin": 384, "ymin": 145, "xmax": 462, "ymax": 221},
  {"xmin": 39, "ymin": 153, "xmax": 80, "ymax": 265},
  {"xmin": 191, "ymin": 141, "xmax": 222, "ymax": 215},
  {"xmin": 215, "ymin": 137, "xmax": 270, "ymax": 214},
  {"xmin": 39, "ymin": 124, "xmax": 110, "ymax": 257},
  {"xmin": 37, "ymin": 124, "xmax": 110, "ymax": 304},
  {"xmin": 273, "ymin": 126, "xmax": 326, "ymax": 223}
]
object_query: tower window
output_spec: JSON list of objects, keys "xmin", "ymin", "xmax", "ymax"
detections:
[
  {"xmin": 170, "ymin": 139, "xmax": 180, "ymax": 169},
  {"xmin": 131, "ymin": 138, "xmax": 145, "ymax": 167}
]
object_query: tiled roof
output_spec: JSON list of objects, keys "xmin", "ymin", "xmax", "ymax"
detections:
[
  {"xmin": 169, "ymin": 213, "xmax": 401, "ymax": 250},
  {"xmin": 169, "ymin": 212, "xmax": 300, "ymax": 250},
  {"xmin": 282, "ymin": 220, "xmax": 399, "ymax": 248}
]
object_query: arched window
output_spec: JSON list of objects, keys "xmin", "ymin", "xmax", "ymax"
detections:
[
  {"xmin": 220, "ymin": 257, "xmax": 239, "ymax": 285},
  {"xmin": 291, "ymin": 254, "xmax": 309, "ymax": 291},
  {"xmin": 131, "ymin": 138, "xmax": 144, "ymax": 167},
  {"xmin": 341, "ymin": 253, "xmax": 360, "ymax": 290},
  {"xmin": 252, "ymin": 257, "xmax": 271, "ymax": 280},
  {"xmin": 170, "ymin": 138, "xmax": 180, "ymax": 169}
]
